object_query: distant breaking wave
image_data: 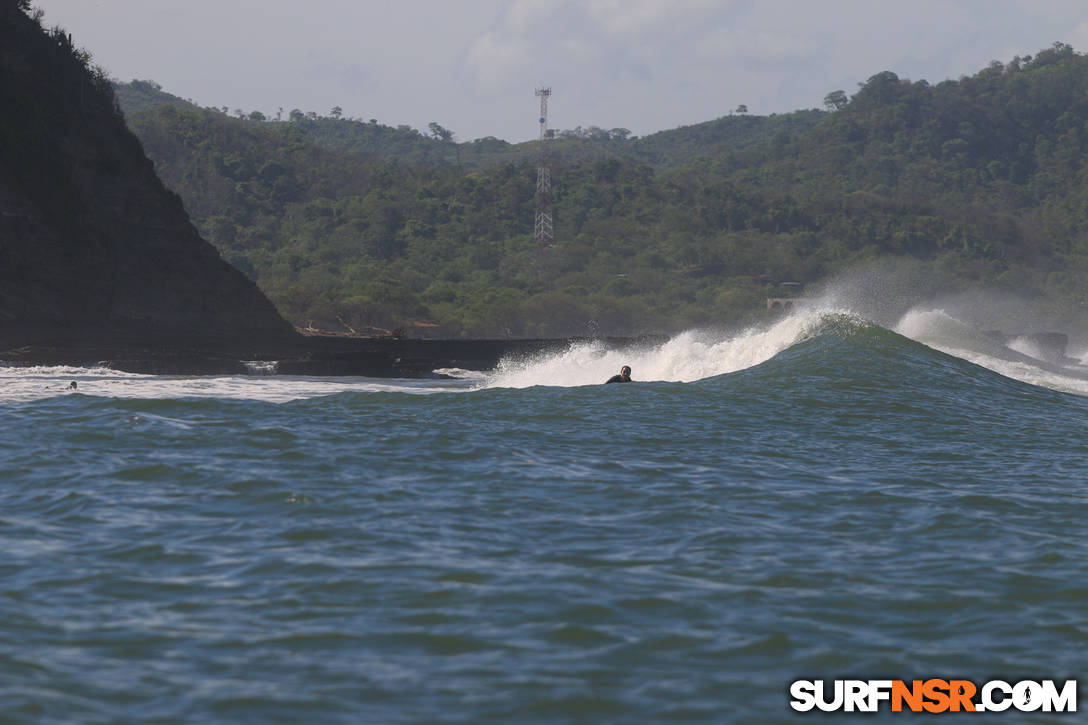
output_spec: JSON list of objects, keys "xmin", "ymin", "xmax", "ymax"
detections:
[
  {"xmin": 894, "ymin": 307, "xmax": 1088, "ymax": 396},
  {"xmin": 484, "ymin": 305, "xmax": 1088, "ymax": 397},
  {"xmin": 482, "ymin": 308, "xmax": 856, "ymax": 389}
]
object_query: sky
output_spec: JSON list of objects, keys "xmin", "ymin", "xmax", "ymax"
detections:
[{"xmin": 30, "ymin": 0, "xmax": 1088, "ymax": 143}]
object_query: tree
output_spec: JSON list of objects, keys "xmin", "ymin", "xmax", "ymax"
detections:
[
  {"xmin": 248, "ymin": 110, "xmax": 266, "ymax": 122},
  {"xmin": 735, "ymin": 104, "xmax": 748, "ymax": 114},
  {"xmin": 289, "ymin": 108, "xmax": 304, "ymax": 122},
  {"xmin": 428, "ymin": 122, "xmax": 453, "ymax": 143},
  {"xmin": 853, "ymin": 71, "xmax": 901, "ymax": 107},
  {"xmin": 330, "ymin": 106, "xmax": 342, "ymax": 119},
  {"xmin": 132, "ymin": 79, "xmax": 162, "ymax": 92},
  {"xmin": 428, "ymin": 122, "xmax": 459, "ymax": 165},
  {"xmin": 823, "ymin": 90, "xmax": 848, "ymax": 111}
]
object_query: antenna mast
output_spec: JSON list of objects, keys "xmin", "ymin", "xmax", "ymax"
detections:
[{"xmin": 533, "ymin": 86, "xmax": 554, "ymax": 245}]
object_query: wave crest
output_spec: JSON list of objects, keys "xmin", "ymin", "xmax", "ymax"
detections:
[
  {"xmin": 483, "ymin": 307, "xmax": 863, "ymax": 389},
  {"xmin": 483, "ymin": 303, "xmax": 1088, "ymax": 397}
]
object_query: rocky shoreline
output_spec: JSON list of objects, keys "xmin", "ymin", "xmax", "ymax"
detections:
[{"xmin": 0, "ymin": 334, "xmax": 663, "ymax": 377}]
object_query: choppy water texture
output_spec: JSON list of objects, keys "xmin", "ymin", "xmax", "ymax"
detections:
[{"xmin": 2, "ymin": 306, "xmax": 1087, "ymax": 724}]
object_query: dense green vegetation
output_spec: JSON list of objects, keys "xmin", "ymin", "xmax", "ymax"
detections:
[
  {"xmin": 114, "ymin": 81, "xmax": 823, "ymax": 173},
  {"xmin": 114, "ymin": 42, "xmax": 1088, "ymax": 337},
  {"xmin": 111, "ymin": 79, "xmax": 198, "ymax": 115}
]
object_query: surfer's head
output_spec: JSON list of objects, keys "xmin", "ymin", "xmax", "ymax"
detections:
[{"xmin": 620, "ymin": 366, "xmax": 631, "ymax": 378}]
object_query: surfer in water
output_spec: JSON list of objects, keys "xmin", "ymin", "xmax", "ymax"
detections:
[{"xmin": 605, "ymin": 365, "xmax": 632, "ymax": 384}]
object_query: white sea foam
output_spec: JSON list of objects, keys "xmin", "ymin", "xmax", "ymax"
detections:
[
  {"xmin": 482, "ymin": 307, "xmax": 840, "ymax": 389},
  {"xmin": 433, "ymin": 368, "xmax": 488, "ymax": 382},
  {"xmin": 242, "ymin": 360, "xmax": 279, "ymax": 375},
  {"xmin": 0, "ymin": 364, "xmax": 471, "ymax": 404},
  {"xmin": 893, "ymin": 307, "xmax": 1088, "ymax": 397}
]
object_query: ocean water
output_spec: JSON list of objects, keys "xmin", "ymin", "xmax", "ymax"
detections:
[{"xmin": 1, "ymin": 306, "xmax": 1086, "ymax": 724}]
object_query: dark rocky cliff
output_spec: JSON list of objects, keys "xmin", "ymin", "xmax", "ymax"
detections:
[{"xmin": 0, "ymin": 3, "xmax": 295, "ymax": 349}]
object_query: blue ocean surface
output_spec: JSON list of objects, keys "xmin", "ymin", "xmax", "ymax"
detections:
[{"xmin": 1, "ymin": 308, "xmax": 1086, "ymax": 723}]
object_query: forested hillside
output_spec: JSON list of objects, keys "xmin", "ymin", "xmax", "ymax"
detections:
[
  {"xmin": 117, "ymin": 43, "xmax": 1088, "ymax": 337},
  {"xmin": 114, "ymin": 81, "xmax": 821, "ymax": 173}
]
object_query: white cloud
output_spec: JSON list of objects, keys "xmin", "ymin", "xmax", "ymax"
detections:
[
  {"xmin": 585, "ymin": 0, "xmax": 717, "ymax": 37},
  {"xmin": 502, "ymin": 0, "xmax": 566, "ymax": 33},
  {"xmin": 465, "ymin": 31, "xmax": 535, "ymax": 93},
  {"xmin": 696, "ymin": 27, "xmax": 816, "ymax": 62},
  {"xmin": 559, "ymin": 37, "xmax": 601, "ymax": 65}
]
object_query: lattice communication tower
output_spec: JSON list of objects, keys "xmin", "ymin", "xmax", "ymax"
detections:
[{"xmin": 533, "ymin": 86, "xmax": 554, "ymax": 245}]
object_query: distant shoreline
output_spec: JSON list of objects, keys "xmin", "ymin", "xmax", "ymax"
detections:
[{"xmin": 0, "ymin": 334, "xmax": 663, "ymax": 377}]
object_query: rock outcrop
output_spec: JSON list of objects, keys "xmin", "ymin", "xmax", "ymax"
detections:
[{"xmin": 0, "ymin": 3, "xmax": 295, "ymax": 349}]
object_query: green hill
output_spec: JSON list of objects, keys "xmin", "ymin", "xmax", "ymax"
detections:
[
  {"xmin": 114, "ymin": 80, "xmax": 823, "ymax": 173},
  {"xmin": 112, "ymin": 78, "xmax": 198, "ymax": 114},
  {"xmin": 116, "ymin": 43, "xmax": 1088, "ymax": 337}
]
